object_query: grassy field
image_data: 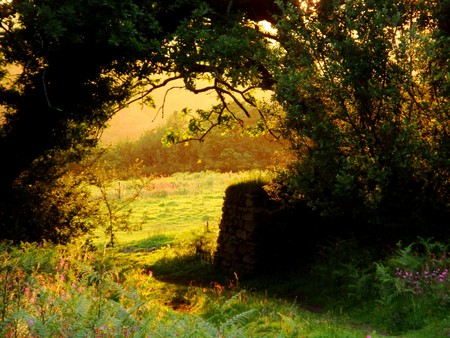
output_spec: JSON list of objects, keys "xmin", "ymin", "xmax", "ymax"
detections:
[
  {"xmin": 1, "ymin": 171, "xmax": 449, "ymax": 337},
  {"xmin": 93, "ymin": 170, "xmax": 268, "ymax": 246}
]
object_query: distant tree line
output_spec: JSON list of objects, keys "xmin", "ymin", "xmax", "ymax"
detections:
[{"xmin": 102, "ymin": 111, "xmax": 285, "ymax": 176}]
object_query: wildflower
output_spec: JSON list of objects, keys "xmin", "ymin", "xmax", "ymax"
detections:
[
  {"xmin": 28, "ymin": 319, "xmax": 34, "ymax": 327},
  {"xmin": 23, "ymin": 286, "xmax": 31, "ymax": 297},
  {"xmin": 59, "ymin": 274, "xmax": 65, "ymax": 281}
]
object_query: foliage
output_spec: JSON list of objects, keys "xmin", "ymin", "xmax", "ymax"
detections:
[
  {"xmin": 200, "ymin": 290, "xmax": 259, "ymax": 336},
  {"xmin": 84, "ymin": 155, "xmax": 150, "ymax": 247},
  {"xmin": 2, "ymin": 236, "xmax": 448, "ymax": 337},
  {"xmin": 0, "ymin": 0, "xmax": 274, "ymax": 242},
  {"xmin": 102, "ymin": 108, "xmax": 285, "ymax": 176},
  {"xmin": 0, "ymin": 241, "xmax": 151, "ymax": 337},
  {"xmin": 310, "ymin": 238, "xmax": 379, "ymax": 308},
  {"xmin": 3, "ymin": 0, "xmax": 449, "ymax": 251},
  {"xmin": 1, "ymin": 173, "xmax": 450, "ymax": 337},
  {"xmin": 0, "ymin": 159, "xmax": 99, "ymax": 244},
  {"xmin": 374, "ymin": 239, "xmax": 450, "ymax": 333},
  {"xmin": 0, "ymin": 240, "xmax": 379, "ymax": 338},
  {"xmin": 266, "ymin": 0, "xmax": 450, "ymax": 243},
  {"xmin": 0, "ymin": 0, "xmax": 165, "ymax": 242}
]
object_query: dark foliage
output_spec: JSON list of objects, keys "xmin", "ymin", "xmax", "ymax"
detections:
[{"xmin": 0, "ymin": 0, "xmax": 276, "ymax": 242}]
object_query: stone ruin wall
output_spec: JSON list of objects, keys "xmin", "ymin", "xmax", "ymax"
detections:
[
  {"xmin": 214, "ymin": 185, "xmax": 277, "ymax": 276},
  {"xmin": 214, "ymin": 183, "xmax": 325, "ymax": 277}
]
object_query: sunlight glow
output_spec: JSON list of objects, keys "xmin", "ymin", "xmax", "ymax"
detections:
[{"xmin": 259, "ymin": 20, "xmax": 277, "ymax": 35}]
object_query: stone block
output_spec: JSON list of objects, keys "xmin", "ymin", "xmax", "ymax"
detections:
[
  {"xmin": 236, "ymin": 229, "xmax": 247, "ymax": 240},
  {"xmin": 243, "ymin": 255, "xmax": 257, "ymax": 265}
]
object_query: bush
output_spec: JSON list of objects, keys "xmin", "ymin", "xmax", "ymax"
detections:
[
  {"xmin": 374, "ymin": 239, "xmax": 450, "ymax": 333},
  {"xmin": 270, "ymin": 0, "xmax": 450, "ymax": 244}
]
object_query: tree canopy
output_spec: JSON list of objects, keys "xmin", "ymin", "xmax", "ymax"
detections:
[
  {"xmin": 1, "ymin": 0, "xmax": 450, "ymax": 244},
  {"xmin": 268, "ymin": 0, "xmax": 450, "ymax": 244},
  {"xmin": 0, "ymin": 0, "xmax": 278, "ymax": 242}
]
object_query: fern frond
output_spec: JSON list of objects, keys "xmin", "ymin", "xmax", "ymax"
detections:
[
  {"xmin": 222, "ymin": 290, "xmax": 246, "ymax": 310},
  {"xmin": 393, "ymin": 243, "xmax": 421, "ymax": 270},
  {"xmin": 223, "ymin": 308, "xmax": 258, "ymax": 330}
]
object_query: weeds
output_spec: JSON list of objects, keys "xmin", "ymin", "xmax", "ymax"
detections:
[
  {"xmin": 374, "ymin": 239, "xmax": 450, "ymax": 333},
  {"xmin": 0, "ymin": 239, "xmax": 381, "ymax": 337},
  {"xmin": 1, "ymin": 172, "xmax": 449, "ymax": 337}
]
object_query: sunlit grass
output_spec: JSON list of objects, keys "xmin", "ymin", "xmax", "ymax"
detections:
[
  {"xmin": 2, "ymin": 170, "xmax": 448, "ymax": 337},
  {"xmin": 93, "ymin": 170, "xmax": 270, "ymax": 246}
]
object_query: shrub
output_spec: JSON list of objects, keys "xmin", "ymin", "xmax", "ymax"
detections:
[{"xmin": 374, "ymin": 239, "xmax": 450, "ymax": 333}]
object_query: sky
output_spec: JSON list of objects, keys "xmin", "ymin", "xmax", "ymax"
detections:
[
  {"xmin": 101, "ymin": 78, "xmax": 273, "ymax": 145},
  {"xmin": 100, "ymin": 78, "xmax": 219, "ymax": 145}
]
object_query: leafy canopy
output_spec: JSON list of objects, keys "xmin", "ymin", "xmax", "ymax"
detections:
[
  {"xmin": 266, "ymin": 0, "xmax": 450, "ymax": 242},
  {"xmin": 0, "ymin": 0, "xmax": 278, "ymax": 242},
  {"xmin": 1, "ymin": 0, "xmax": 450, "ymax": 244}
]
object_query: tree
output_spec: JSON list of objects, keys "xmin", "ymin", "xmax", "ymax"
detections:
[
  {"xmin": 266, "ymin": 0, "xmax": 450, "ymax": 243},
  {"xmin": 0, "ymin": 0, "xmax": 278, "ymax": 242},
  {"xmin": 0, "ymin": 0, "xmax": 164, "ymax": 242},
  {"xmin": 4, "ymin": 0, "xmax": 447, "ymax": 246}
]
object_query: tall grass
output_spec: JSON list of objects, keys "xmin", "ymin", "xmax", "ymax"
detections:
[
  {"xmin": 0, "ymin": 240, "xmax": 387, "ymax": 337},
  {"xmin": 1, "ymin": 171, "xmax": 449, "ymax": 337}
]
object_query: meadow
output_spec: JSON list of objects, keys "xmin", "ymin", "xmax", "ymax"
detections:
[{"xmin": 1, "ymin": 171, "xmax": 450, "ymax": 337}]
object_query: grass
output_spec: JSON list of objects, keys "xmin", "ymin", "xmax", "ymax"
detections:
[
  {"xmin": 93, "ymin": 170, "xmax": 269, "ymax": 246},
  {"xmin": 1, "ymin": 170, "xmax": 449, "ymax": 337}
]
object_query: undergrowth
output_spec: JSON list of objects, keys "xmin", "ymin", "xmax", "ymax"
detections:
[
  {"xmin": 1, "ymin": 234, "xmax": 449, "ymax": 337},
  {"xmin": 1, "ymin": 172, "xmax": 449, "ymax": 337}
]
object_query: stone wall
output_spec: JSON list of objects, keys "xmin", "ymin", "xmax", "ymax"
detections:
[
  {"xmin": 214, "ymin": 181, "xmax": 328, "ymax": 277},
  {"xmin": 214, "ymin": 183, "xmax": 275, "ymax": 276}
]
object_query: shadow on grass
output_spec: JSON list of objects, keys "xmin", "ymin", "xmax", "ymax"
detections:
[
  {"xmin": 118, "ymin": 234, "xmax": 175, "ymax": 252},
  {"xmin": 147, "ymin": 251, "xmax": 232, "ymax": 288},
  {"xmin": 147, "ymin": 250, "xmax": 332, "ymax": 317}
]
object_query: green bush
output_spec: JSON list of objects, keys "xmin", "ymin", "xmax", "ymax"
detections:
[
  {"xmin": 374, "ymin": 239, "xmax": 450, "ymax": 333},
  {"xmin": 270, "ymin": 0, "xmax": 450, "ymax": 245}
]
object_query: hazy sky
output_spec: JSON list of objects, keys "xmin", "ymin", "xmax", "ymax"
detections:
[{"xmin": 100, "ymin": 79, "xmax": 219, "ymax": 145}]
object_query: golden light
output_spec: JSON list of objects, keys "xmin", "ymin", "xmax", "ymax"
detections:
[{"xmin": 258, "ymin": 20, "xmax": 277, "ymax": 34}]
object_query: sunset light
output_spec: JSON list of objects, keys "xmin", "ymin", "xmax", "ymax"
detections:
[{"xmin": 1, "ymin": 1, "xmax": 449, "ymax": 337}]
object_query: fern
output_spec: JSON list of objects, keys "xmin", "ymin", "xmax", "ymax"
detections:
[
  {"xmin": 278, "ymin": 312, "xmax": 299, "ymax": 336},
  {"xmin": 392, "ymin": 243, "xmax": 422, "ymax": 271},
  {"xmin": 199, "ymin": 290, "xmax": 259, "ymax": 336},
  {"xmin": 375, "ymin": 262, "xmax": 407, "ymax": 304},
  {"xmin": 222, "ymin": 308, "xmax": 258, "ymax": 331}
]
